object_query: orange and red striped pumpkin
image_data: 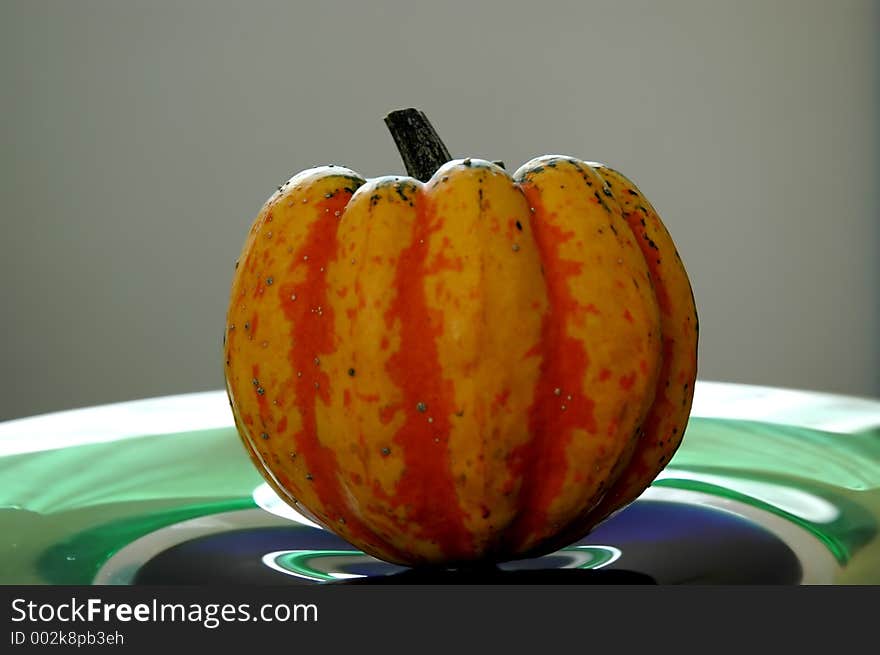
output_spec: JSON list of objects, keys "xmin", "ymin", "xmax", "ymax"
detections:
[{"xmin": 224, "ymin": 110, "xmax": 698, "ymax": 566}]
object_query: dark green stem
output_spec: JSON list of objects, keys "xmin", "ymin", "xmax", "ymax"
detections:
[{"xmin": 384, "ymin": 108, "xmax": 453, "ymax": 182}]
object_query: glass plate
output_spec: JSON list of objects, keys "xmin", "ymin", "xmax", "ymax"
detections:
[{"xmin": 1, "ymin": 382, "xmax": 878, "ymax": 584}]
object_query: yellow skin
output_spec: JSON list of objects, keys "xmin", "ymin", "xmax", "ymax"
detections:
[{"xmin": 224, "ymin": 156, "xmax": 697, "ymax": 565}]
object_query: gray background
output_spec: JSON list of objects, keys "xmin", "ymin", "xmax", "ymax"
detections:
[{"xmin": 1, "ymin": 0, "xmax": 878, "ymax": 421}]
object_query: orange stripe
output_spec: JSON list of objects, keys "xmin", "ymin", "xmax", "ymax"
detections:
[
  {"xmin": 506, "ymin": 183, "xmax": 597, "ymax": 548},
  {"xmin": 382, "ymin": 190, "xmax": 474, "ymax": 560}
]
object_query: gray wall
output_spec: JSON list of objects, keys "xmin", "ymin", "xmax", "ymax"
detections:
[{"xmin": 1, "ymin": 0, "xmax": 878, "ymax": 421}]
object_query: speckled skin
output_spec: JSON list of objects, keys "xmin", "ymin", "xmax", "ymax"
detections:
[{"xmin": 224, "ymin": 156, "xmax": 698, "ymax": 566}]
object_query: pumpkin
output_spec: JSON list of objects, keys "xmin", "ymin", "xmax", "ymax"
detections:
[{"xmin": 223, "ymin": 109, "xmax": 698, "ymax": 566}]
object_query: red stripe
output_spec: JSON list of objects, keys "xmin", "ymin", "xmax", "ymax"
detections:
[
  {"xmin": 505, "ymin": 182, "xmax": 597, "ymax": 550},
  {"xmin": 382, "ymin": 189, "xmax": 474, "ymax": 561}
]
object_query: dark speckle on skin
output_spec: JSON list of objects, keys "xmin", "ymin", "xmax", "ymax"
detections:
[{"xmin": 395, "ymin": 182, "xmax": 416, "ymax": 204}]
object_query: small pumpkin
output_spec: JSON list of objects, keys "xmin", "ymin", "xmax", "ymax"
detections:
[{"xmin": 224, "ymin": 109, "xmax": 698, "ymax": 566}]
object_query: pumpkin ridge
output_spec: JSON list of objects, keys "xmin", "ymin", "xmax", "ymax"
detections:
[
  {"xmin": 329, "ymin": 184, "xmax": 385, "ymax": 547},
  {"xmin": 503, "ymin": 182, "xmax": 596, "ymax": 552},
  {"xmin": 582, "ymin": 166, "xmax": 699, "ymax": 523},
  {"xmin": 278, "ymin": 187, "xmax": 394, "ymax": 554},
  {"xmin": 323, "ymin": 176, "xmax": 438, "ymax": 564},
  {"xmin": 502, "ymin": 158, "xmax": 663, "ymax": 557},
  {"xmin": 422, "ymin": 161, "xmax": 546, "ymax": 559},
  {"xmin": 344, "ymin": 183, "xmax": 382, "ymax": 503}
]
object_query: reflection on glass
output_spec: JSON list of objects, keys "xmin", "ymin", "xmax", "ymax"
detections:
[
  {"xmin": 262, "ymin": 545, "xmax": 623, "ymax": 583},
  {"xmin": 656, "ymin": 469, "xmax": 840, "ymax": 523}
]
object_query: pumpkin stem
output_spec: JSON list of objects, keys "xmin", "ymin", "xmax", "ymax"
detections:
[{"xmin": 384, "ymin": 108, "xmax": 453, "ymax": 182}]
